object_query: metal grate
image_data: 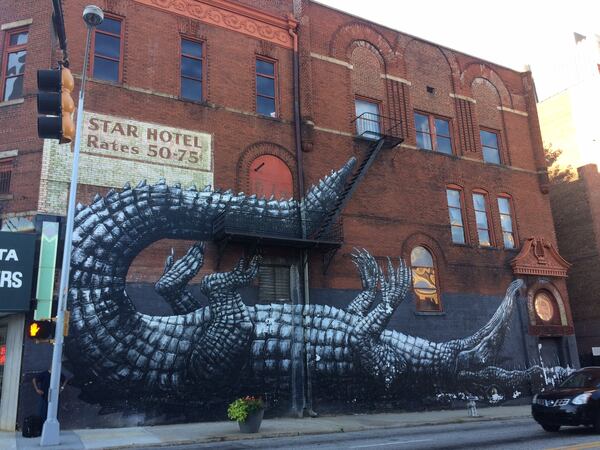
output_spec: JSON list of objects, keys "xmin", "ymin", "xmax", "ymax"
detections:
[
  {"xmin": 351, "ymin": 112, "xmax": 403, "ymax": 146},
  {"xmin": 0, "ymin": 160, "xmax": 12, "ymax": 194}
]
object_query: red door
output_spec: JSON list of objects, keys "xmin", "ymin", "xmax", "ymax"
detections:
[{"xmin": 249, "ymin": 155, "xmax": 293, "ymax": 199}]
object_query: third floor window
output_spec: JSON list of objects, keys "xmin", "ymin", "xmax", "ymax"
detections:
[
  {"xmin": 92, "ymin": 16, "xmax": 123, "ymax": 83},
  {"xmin": 256, "ymin": 58, "xmax": 277, "ymax": 117},
  {"xmin": 480, "ymin": 129, "xmax": 501, "ymax": 164},
  {"xmin": 181, "ymin": 38, "xmax": 203, "ymax": 102},
  {"xmin": 2, "ymin": 28, "xmax": 28, "ymax": 102},
  {"xmin": 414, "ymin": 112, "xmax": 452, "ymax": 155}
]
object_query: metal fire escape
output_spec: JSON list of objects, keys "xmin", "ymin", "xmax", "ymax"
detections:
[
  {"xmin": 212, "ymin": 112, "xmax": 403, "ymax": 270},
  {"xmin": 315, "ymin": 112, "xmax": 403, "ymax": 272}
]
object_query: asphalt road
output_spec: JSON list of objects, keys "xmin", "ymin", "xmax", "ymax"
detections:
[{"xmin": 146, "ymin": 418, "xmax": 600, "ymax": 450}]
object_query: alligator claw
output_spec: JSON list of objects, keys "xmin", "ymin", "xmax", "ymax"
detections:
[{"xmin": 155, "ymin": 242, "xmax": 205, "ymax": 295}]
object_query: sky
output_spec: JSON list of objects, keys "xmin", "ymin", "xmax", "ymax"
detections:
[{"xmin": 318, "ymin": 0, "xmax": 600, "ymax": 99}]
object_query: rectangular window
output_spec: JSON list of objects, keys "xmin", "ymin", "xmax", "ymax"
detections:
[
  {"xmin": 1, "ymin": 28, "xmax": 28, "ymax": 101},
  {"xmin": 256, "ymin": 57, "xmax": 277, "ymax": 117},
  {"xmin": 355, "ymin": 98, "xmax": 380, "ymax": 138},
  {"xmin": 92, "ymin": 16, "xmax": 123, "ymax": 82},
  {"xmin": 446, "ymin": 188, "xmax": 466, "ymax": 244},
  {"xmin": 414, "ymin": 112, "xmax": 452, "ymax": 154},
  {"xmin": 258, "ymin": 264, "xmax": 290, "ymax": 302},
  {"xmin": 498, "ymin": 196, "xmax": 516, "ymax": 249},
  {"xmin": 473, "ymin": 192, "xmax": 492, "ymax": 247},
  {"xmin": 0, "ymin": 159, "xmax": 13, "ymax": 194},
  {"xmin": 181, "ymin": 38, "xmax": 203, "ymax": 102},
  {"xmin": 480, "ymin": 129, "xmax": 501, "ymax": 164}
]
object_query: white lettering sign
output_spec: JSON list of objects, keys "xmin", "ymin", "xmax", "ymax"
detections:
[
  {"xmin": 0, "ymin": 249, "xmax": 18, "ymax": 261},
  {"xmin": 83, "ymin": 112, "xmax": 212, "ymax": 172},
  {"xmin": 0, "ymin": 271, "xmax": 22, "ymax": 288},
  {"xmin": 39, "ymin": 111, "xmax": 214, "ymax": 216}
]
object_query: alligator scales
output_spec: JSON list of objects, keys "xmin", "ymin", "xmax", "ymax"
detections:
[{"xmin": 65, "ymin": 158, "xmax": 565, "ymax": 403}]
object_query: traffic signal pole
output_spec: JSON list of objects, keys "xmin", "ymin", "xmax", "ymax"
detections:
[{"xmin": 40, "ymin": 15, "xmax": 98, "ymax": 445}]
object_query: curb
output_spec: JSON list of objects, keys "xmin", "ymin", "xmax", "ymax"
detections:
[{"xmin": 105, "ymin": 412, "xmax": 533, "ymax": 449}]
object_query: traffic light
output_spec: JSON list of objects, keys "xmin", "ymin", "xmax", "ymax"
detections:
[
  {"xmin": 37, "ymin": 67, "xmax": 75, "ymax": 144},
  {"xmin": 28, "ymin": 320, "xmax": 56, "ymax": 341}
]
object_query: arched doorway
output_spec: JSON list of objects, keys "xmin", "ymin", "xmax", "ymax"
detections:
[{"xmin": 249, "ymin": 155, "xmax": 293, "ymax": 199}]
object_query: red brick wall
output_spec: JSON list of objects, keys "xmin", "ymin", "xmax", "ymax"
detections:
[
  {"xmin": 550, "ymin": 166, "xmax": 600, "ymax": 355},
  {"xmin": 1, "ymin": 0, "xmax": 565, "ymax": 307},
  {"xmin": 0, "ymin": 0, "xmax": 54, "ymax": 214}
]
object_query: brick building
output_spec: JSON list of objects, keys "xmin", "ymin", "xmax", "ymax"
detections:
[
  {"xmin": 0, "ymin": 0, "xmax": 579, "ymax": 430},
  {"xmin": 550, "ymin": 164, "xmax": 600, "ymax": 366}
]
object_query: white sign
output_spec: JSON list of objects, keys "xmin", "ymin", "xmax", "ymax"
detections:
[
  {"xmin": 39, "ymin": 111, "xmax": 214, "ymax": 215},
  {"xmin": 593, "ymin": 347, "xmax": 600, "ymax": 357},
  {"xmin": 83, "ymin": 111, "xmax": 212, "ymax": 172}
]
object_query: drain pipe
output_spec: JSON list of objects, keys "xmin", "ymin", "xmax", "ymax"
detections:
[{"xmin": 289, "ymin": 23, "xmax": 316, "ymax": 418}]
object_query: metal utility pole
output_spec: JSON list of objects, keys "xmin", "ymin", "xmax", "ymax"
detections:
[{"xmin": 40, "ymin": 5, "xmax": 104, "ymax": 446}]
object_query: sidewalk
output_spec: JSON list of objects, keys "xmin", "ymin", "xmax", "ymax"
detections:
[{"xmin": 0, "ymin": 405, "xmax": 532, "ymax": 450}]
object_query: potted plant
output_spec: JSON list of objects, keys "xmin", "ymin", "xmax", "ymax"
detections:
[{"xmin": 227, "ymin": 396, "xmax": 265, "ymax": 433}]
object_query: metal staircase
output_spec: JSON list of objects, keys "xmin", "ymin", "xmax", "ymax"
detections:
[{"xmin": 314, "ymin": 113, "xmax": 403, "ymax": 242}]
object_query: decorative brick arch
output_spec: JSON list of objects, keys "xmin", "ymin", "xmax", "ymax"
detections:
[
  {"xmin": 236, "ymin": 142, "xmax": 298, "ymax": 198},
  {"xmin": 349, "ymin": 40, "xmax": 385, "ymax": 70},
  {"xmin": 399, "ymin": 38, "xmax": 459, "ymax": 86},
  {"xmin": 329, "ymin": 22, "xmax": 397, "ymax": 71},
  {"xmin": 461, "ymin": 63, "xmax": 513, "ymax": 108},
  {"xmin": 401, "ymin": 232, "xmax": 447, "ymax": 268}
]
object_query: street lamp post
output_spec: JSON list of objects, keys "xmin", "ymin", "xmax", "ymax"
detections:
[{"xmin": 40, "ymin": 5, "xmax": 104, "ymax": 446}]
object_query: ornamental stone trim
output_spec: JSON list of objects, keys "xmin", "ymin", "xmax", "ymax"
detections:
[{"xmin": 133, "ymin": 0, "xmax": 295, "ymax": 48}]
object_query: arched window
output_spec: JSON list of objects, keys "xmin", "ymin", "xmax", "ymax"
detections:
[
  {"xmin": 533, "ymin": 290, "xmax": 561, "ymax": 325},
  {"xmin": 249, "ymin": 155, "xmax": 293, "ymax": 199},
  {"xmin": 411, "ymin": 246, "xmax": 442, "ymax": 312}
]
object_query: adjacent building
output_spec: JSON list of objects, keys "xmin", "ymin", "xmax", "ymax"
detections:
[
  {"xmin": 550, "ymin": 164, "xmax": 600, "ymax": 365},
  {"xmin": 536, "ymin": 31, "xmax": 600, "ymax": 170},
  {"xmin": 0, "ymin": 0, "xmax": 578, "ymax": 430}
]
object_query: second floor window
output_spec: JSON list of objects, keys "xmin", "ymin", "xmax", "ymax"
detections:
[
  {"xmin": 256, "ymin": 58, "xmax": 277, "ymax": 117},
  {"xmin": 446, "ymin": 187, "xmax": 466, "ymax": 244},
  {"xmin": 414, "ymin": 112, "xmax": 452, "ymax": 154},
  {"xmin": 181, "ymin": 38, "xmax": 203, "ymax": 101},
  {"xmin": 0, "ymin": 159, "xmax": 13, "ymax": 194},
  {"xmin": 473, "ymin": 192, "xmax": 492, "ymax": 247},
  {"xmin": 2, "ymin": 28, "xmax": 28, "ymax": 101},
  {"xmin": 498, "ymin": 196, "xmax": 516, "ymax": 249},
  {"xmin": 92, "ymin": 16, "xmax": 123, "ymax": 82},
  {"xmin": 480, "ymin": 129, "xmax": 501, "ymax": 164}
]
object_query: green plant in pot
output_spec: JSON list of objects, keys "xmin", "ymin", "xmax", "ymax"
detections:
[{"xmin": 227, "ymin": 396, "xmax": 265, "ymax": 433}]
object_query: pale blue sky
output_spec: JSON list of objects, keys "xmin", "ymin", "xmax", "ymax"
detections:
[{"xmin": 318, "ymin": 0, "xmax": 599, "ymax": 98}]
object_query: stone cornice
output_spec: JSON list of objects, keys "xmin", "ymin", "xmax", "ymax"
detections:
[
  {"xmin": 511, "ymin": 236, "xmax": 571, "ymax": 278},
  {"xmin": 133, "ymin": 0, "xmax": 296, "ymax": 49}
]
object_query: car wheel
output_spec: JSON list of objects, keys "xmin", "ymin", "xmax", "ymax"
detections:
[{"xmin": 541, "ymin": 423, "xmax": 561, "ymax": 432}]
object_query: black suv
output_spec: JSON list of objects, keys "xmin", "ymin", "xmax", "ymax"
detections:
[{"xmin": 532, "ymin": 366, "xmax": 600, "ymax": 432}]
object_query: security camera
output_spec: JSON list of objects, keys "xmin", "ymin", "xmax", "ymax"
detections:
[{"xmin": 83, "ymin": 5, "xmax": 104, "ymax": 27}]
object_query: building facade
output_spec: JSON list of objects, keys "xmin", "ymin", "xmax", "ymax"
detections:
[
  {"xmin": 550, "ymin": 164, "xmax": 600, "ymax": 366},
  {"xmin": 536, "ymin": 31, "xmax": 600, "ymax": 170},
  {"xmin": 0, "ymin": 0, "xmax": 578, "ymax": 430}
]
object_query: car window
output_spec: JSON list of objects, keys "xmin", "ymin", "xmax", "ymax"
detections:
[{"xmin": 559, "ymin": 372, "xmax": 600, "ymax": 389}]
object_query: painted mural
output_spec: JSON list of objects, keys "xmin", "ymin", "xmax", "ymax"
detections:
[{"xmin": 62, "ymin": 158, "xmax": 569, "ymax": 424}]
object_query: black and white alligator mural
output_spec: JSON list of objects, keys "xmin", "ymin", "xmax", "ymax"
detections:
[{"xmin": 63, "ymin": 158, "xmax": 569, "ymax": 423}]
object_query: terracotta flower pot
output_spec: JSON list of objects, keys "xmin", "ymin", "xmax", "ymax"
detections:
[{"xmin": 238, "ymin": 408, "xmax": 264, "ymax": 433}]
